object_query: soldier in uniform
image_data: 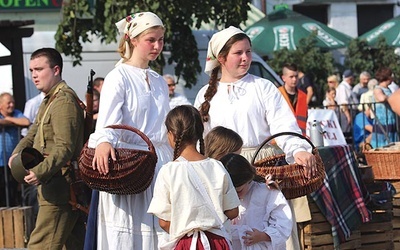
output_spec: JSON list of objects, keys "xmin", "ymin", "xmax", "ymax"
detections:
[{"xmin": 9, "ymin": 48, "xmax": 85, "ymax": 250}]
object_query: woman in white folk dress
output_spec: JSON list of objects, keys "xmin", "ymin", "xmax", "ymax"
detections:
[{"xmin": 87, "ymin": 12, "xmax": 172, "ymax": 250}]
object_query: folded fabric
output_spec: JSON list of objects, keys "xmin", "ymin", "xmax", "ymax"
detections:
[{"xmin": 310, "ymin": 145, "xmax": 371, "ymax": 246}]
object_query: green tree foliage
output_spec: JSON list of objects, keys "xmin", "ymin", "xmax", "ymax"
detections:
[
  {"xmin": 344, "ymin": 38, "xmax": 374, "ymax": 75},
  {"xmin": 268, "ymin": 33, "xmax": 336, "ymax": 106},
  {"xmin": 345, "ymin": 37, "xmax": 400, "ymax": 81},
  {"xmin": 55, "ymin": 0, "xmax": 251, "ymax": 88}
]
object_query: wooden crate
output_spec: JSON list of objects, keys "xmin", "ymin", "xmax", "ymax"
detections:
[
  {"xmin": 360, "ymin": 182, "xmax": 394, "ymax": 250},
  {"xmin": 0, "ymin": 207, "xmax": 6, "ymax": 248},
  {"xmin": 0, "ymin": 206, "xmax": 34, "ymax": 248},
  {"xmin": 301, "ymin": 199, "xmax": 361, "ymax": 250}
]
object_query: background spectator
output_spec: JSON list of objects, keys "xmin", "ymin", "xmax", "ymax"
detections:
[
  {"xmin": 353, "ymin": 108, "xmax": 373, "ymax": 152},
  {"xmin": 0, "ymin": 92, "xmax": 30, "ymax": 206},
  {"xmin": 352, "ymin": 71, "xmax": 371, "ymax": 102},
  {"xmin": 358, "ymin": 78, "xmax": 378, "ymax": 118},
  {"xmin": 21, "ymin": 92, "xmax": 45, "ymax": 137},
  {"xmin": 93, "ymin": 77, "xmax": 104, "ymax": 93},
  {"xmin": 327, "ymin": 75, "xmax": 339, "ymax": 89},
  {"xmin": 92, "ymin": 89, "xmax": 100, "ymax": 131},
  {"xmin": 323, "ymin": 87, "xmax": 337, "ymax": 110},
  {"xmin": 297, "ymin": 70, "xmax": 315, "ymax": 105},
  {"xmin": 370, "ymin": 67, "xmax": 398, "ymax": 148},
  {"xmin": 163, "ymin": 74, "xmax": 191, "ymax": 109},
  {"xmin": 280, "ymin": 63, "xmax": 308, "ymax": 135},
  {"xmin": 335, "ymin": 69, "xmax": 358, "ymax": 133}
]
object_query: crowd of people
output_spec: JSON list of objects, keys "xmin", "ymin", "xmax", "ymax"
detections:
[
  {"xmin": 322, "ymin": 68, "xmax": 399, "ymax": 151},
  {"xmin": 1, "ymin": 10, "xmax": 400, "ymax": 250}
]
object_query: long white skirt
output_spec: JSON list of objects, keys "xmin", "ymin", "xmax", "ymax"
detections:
[{"xmin": 97, "ymin": 144, "xmax": 172, "ymax": 250}]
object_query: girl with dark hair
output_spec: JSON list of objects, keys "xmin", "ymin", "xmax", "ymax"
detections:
[
  {"xmin": 194, "ymin": 26, "xmax": 316, "ymax": 179},
  {"xmin": 194, "ymin": 26, "xmax": 316, "ymax": 250},
  {"xmin": 148, "ymin": 105, "xmax": 240, "ymax": 249},
  {"xmin": 220, "ymin": 153, "xmax": 292, "ymax": 250}
]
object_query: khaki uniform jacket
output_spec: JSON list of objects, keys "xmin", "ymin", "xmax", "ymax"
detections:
[{"xmin": 13, "ymin": 81, "xmax": 84, "ymax": 205}]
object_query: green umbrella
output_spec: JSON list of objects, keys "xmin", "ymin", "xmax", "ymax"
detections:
[
  {"xmin": 359, "ymin": 15, "xmax": 400, "ymax": 47},
  {"xmin": 244, "ymin": 8, "xmax": 352, "ymax": 57}
]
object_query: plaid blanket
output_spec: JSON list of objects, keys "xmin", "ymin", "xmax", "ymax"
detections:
[{"xmin": 310, "ymin": 145, "xmax": 371, "ymax": 246}]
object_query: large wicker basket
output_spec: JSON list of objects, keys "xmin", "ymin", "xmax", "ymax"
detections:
[
  {"xmin": 251, "ymin": 132, "xmax": 325, "ymax": 200},
  {"xmin": 78, "ymin": 124, "xmax": 158, "ymax": 195},
  {"xmin": 363, "ymin": 143, "xmax": 400, "ymax": 180}
]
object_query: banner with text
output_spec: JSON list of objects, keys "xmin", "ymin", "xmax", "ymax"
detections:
[
  {"xmin": 0, "ymin": 0, "xmax": 93, "ymax": 11},
  {"xmin": 306, "ymin": 109, "xmax": 347, "ymax": 146}
]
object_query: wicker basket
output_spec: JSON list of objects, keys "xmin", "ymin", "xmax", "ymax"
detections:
[
  {"xmin": 78, "ymin": 124, "xmax": 158, "ymax": 195},
  {"xmin": 251, "ymin": 132, "xmax": 325, "ymax": 200},
  {"xmin": 363, "ymin": 144, "xmax": 400, "ymax": 180}
]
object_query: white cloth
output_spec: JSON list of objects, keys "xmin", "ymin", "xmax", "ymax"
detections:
[
  {"xmin": 21, "ymin": 92, "xmax": 45, "ymax": 136},
  {"xmin": 358, "ymin": 90, "xmax": 375, "ymax": 118},
  {"xmin": 389, "ymin": 81, "xmax": 399, "ymax": 93},
  {"xmin": 88, "ymin": 63, "xmax": 173, "ymax": 250},
  {"xmin": 285, "ymin": 200, "xmax": 300, "ymax": 250},
  {"xmin": 335, "ymin": 80, "xmax": 358, "ymax": 106},
  {"xmin": 115, "ymin": 12, "xmax": 164, "ymax": 65},
  {"xmin": 194, "ymin": 74, "xmax": 311, "ymax": 164},
  {"xmin": 169, "ymin": 93, "xmax": 191, "ymax": 109},
  {"xmin": 231, "ymin": 182, "xmax": 292, "ymax": 250},
  {"xmin": 115, "ymin": 12, "xmax": 163, "ymax": 40},
  {"xmin": 147, "ymin": 156, "xmax": 240, "ymax": 249},
  {"xmin": 89, "ymin": 64, "xmax": 170, "ymax": 147},
  {"xmin": 204, "ymin": 26, "xmax": 244, "ymax": 76}
]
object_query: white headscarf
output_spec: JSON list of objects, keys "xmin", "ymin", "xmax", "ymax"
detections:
[
  {"xmin": 204, "ymin": 26, "xmax": 245, "ymax": 76},
  {"xmin": 115, "ymin": 12, "xmax": 164, "ymax": 65}
]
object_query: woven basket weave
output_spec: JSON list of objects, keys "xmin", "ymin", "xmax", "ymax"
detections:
[
  {"xmin": 363, "ymin": 143, "xmax": 400, "ymax": 180},
  {"xmin": 251, "ymin": 132, "xmax": 325, "ymax": 200},
  {"xmin": 78, "ymin": 124, "xmax": 158, "ymax": 195}
]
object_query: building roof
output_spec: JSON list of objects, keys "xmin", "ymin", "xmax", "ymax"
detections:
[{"xmin": 0, "ymin": 20, "xmax": 34, "ymax": 28}]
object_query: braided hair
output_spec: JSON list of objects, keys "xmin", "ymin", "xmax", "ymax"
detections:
[
  {"xmin": 199, "ymin": 33, "xmax": 251, "ymax": 123},
  {"xmin": 165, "ymin": 105, "xmax": 205, "ymax": 160}
]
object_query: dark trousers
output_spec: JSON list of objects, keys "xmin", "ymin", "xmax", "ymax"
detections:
[{"xmin": 0, "ymin": 166, "xmax": 19, "ymax": 207}]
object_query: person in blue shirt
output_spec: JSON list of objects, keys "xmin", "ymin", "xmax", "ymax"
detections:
[
  {"xmin": 353, "ymin": 107, "xmax": 373, "ymax": 152},
  {"xmin": 0, "ymin": 92, "xmax": 30, "ymax": 206},
  {"xmin": 370, "ymin": 67, "xmax": 398, "ymax": 148}
]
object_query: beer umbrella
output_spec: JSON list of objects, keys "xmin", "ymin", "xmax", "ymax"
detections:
[
  {"xmin": 358, "ymin": 15, "xmax": 400, "ymax": 47},
  {"xmin": 244, "ymin": 8, "xmax": 352, "ymax": 57}
]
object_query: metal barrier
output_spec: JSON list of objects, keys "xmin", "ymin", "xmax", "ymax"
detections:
[
  {"xmin": 319, "ymin": 101, "xmax": 400, "ymax": 152},
  {"xmin": 1, "ymin": 126, "xmax": 24, "ymax": 208}
]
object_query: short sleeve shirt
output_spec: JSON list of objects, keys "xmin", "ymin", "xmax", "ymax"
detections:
[{"xmin": 0, "ymin": 110, "xmax": 25, "ymax": 166}]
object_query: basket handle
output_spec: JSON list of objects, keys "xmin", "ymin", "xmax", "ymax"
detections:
[
  {"xmin": 251, "ymin": 132, "xmax": 316, "ymax": 165},
  {"xmin": 105, "ymin": 124, "xmax": 156, "ymax": 154},
  {"xmin": 362, "ymin": 142, "xmax": 373, "ymax": 152}
]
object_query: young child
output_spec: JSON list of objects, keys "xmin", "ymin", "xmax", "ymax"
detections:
[
  {"xmin": 323, "ymin": 87, "xmax": 337, "ymax": 110},
  {"xmin": 205, "ymin": 126, "xmax": 243, "ymax": 160},
  {"xmin": 220, "ymin": 153, "xmax": 292, "ymax": 250},
  {"xmin": 148, "ymin": 105, "xmax": 240, "ymax": 249}
]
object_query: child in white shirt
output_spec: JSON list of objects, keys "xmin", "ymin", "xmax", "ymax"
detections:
[
  {"xmin": 220, "ymin": 153, "xmax": 292, "ymax": 250},
  {"xmin": 148, "ymin": 105, "xmax": 240, "ymax": 249}
]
